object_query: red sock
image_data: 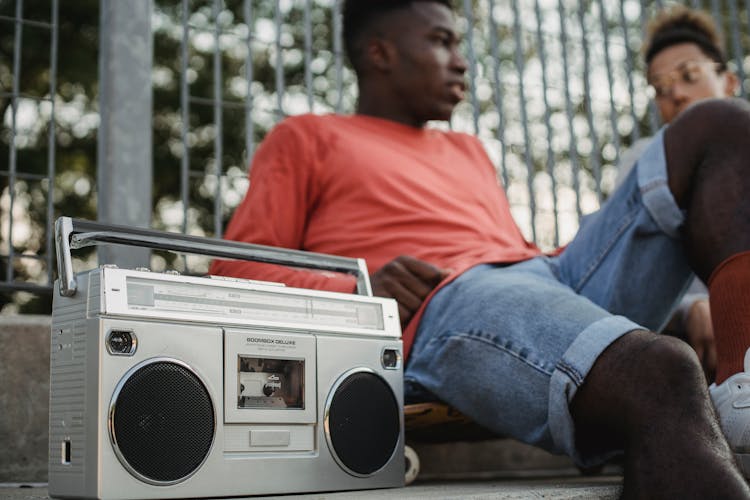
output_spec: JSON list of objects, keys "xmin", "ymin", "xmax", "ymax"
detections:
[{"xmin": 709, "ymin": 251, "xmax": 750, "ymax": 384}]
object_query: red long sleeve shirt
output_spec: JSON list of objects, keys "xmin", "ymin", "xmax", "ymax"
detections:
[{"xmin": 210, "ymin": 113, "xmax": 540, "ymax": 356}]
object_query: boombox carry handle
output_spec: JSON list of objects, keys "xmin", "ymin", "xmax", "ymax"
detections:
[{"xmin": 54, "ymin": 216, "xmax": 373, "ymax": 298}]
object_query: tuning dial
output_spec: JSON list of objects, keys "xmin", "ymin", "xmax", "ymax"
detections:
[{"xmin": 106, "ymin": 329, "xmax": 137, "ymax": 355}]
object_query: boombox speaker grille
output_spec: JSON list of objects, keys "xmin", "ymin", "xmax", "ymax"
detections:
[
  {"xmin": 327, "ymin": 370, "xmax": 400, "ymax": 476},
  {"xmin": 110, "ymin": 360, "xmax": 215, "ymax": 484}
]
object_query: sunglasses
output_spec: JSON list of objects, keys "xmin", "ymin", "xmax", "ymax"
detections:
[{"xmin": 647, "ymin": 60, "xmax": 723, "ymax": 99}]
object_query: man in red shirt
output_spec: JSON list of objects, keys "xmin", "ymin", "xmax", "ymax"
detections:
[{"xmin": 211, "ymin": 1, "xmax": 750, "ymax": 496}]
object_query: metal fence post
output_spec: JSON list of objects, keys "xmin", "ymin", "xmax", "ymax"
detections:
[{"xmin": 96, "ymin": 0, "xmax": 153, "ymax": 268}]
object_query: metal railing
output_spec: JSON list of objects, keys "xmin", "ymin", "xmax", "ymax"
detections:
[{"xmin": 1, "ymin": 0, "xmax": 749, "ymax": 310}]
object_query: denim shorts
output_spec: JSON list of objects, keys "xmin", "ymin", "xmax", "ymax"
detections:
[{"xmin": 404, "ymin": 128, "xmax": 694, "ymax": 467}]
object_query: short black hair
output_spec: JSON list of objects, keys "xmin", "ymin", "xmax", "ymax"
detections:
[
  {"xmin": 644, "ymin": 6, "xmax": 726, "ymax": 70},
  {"xmin": 342, "ymin": 0, "xmax": 453, "ymax": 76}
]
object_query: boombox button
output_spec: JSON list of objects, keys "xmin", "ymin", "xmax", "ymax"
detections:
[{"xmin": 250, "ymin": 429, "xmax": 291, "ymax": 447}]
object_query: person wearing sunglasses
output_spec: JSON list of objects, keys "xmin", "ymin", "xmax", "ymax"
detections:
[
  {"xmin": 615, "ymin": 6, "xmax": 740, "ymax": 385},
  {"xmin": 646, "ymin": 8, "xmax": 739, "ymax": 124}
]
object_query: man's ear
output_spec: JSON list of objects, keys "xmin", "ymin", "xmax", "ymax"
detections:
[{"xmin": 365, "ymin": 37, "xmax": 396, "ymax": 73}]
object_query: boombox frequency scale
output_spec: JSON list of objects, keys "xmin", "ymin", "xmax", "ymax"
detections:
[{"xmin": 48, "ymin": 217, "xmax": 405, "ymax": 499}]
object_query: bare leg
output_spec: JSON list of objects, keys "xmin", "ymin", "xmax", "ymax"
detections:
[
  {"xmin": 572, "ymin": 99, "xmax": 750, "ymax": 497},
  {"xmin": 663, "ymin": 98, "xmax": 750, "ymax": 281},
  {"xmin": 572, "ymin": 331, "xmax": 748, "ymax": 498},
  {"xmin": 665, "ymin": 99, "xmax": 750, "ymax": 383}
]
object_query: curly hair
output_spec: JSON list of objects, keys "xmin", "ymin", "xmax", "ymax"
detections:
[{"xmin": 644, "ymin": 5, "xmax": 726, "ymax": 70}]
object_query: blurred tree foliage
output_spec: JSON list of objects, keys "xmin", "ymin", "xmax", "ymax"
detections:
[{"xmin": 1, "ymin": 0, "xmax": 99, "ymax": 314}]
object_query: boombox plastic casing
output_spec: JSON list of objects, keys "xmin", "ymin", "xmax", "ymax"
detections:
[{"xmin": 48, "ymin": 218, "xmax": 405, "ymax": 499}]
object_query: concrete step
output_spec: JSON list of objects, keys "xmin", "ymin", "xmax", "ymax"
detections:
[{"xmin": 0, "ymin": 315, "xmax": 50, "ymax": 483}]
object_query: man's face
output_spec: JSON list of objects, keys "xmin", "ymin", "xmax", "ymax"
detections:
[
  {"xmin": 379, "ymin": 2, "xmax": 467, "ymax": 125},
  {"xmin": 648, "ymin": 42, "xmax": 738, "ymax": 123}
]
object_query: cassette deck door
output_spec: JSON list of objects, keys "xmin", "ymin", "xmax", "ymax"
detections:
[{"xmin": 223, "ymin": 329, "xmax": 316, "ymax": 424}]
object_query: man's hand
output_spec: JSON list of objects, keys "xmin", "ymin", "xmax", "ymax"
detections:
[
  {"xmin": 370, "ymin": 256, "xmax": 451, "ymax": 329},
  {"xmin": 684, "ymin": 299, "xmax": 716, "ymax": 383}
]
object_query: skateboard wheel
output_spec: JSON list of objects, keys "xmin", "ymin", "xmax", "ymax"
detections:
[{"xmin": 404, "ymin": 445, "xmax": 420, "ymax": 485}]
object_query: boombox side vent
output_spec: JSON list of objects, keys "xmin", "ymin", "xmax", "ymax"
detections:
[
  {"xmin": 325, "ymin": 370, "xmax": 401, "ymax": 477},
  {"xmin": 109, "ymin": 359, "xmax": 216, "ymax": 485}
]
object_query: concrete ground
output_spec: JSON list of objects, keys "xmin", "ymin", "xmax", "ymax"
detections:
[{"xmin": 0, "ymin": 476, "xmax": 623, "ymax": 499}]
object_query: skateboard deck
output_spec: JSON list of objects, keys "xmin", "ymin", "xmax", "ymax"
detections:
[
  {"xmin": 404, "ymin": 401, "xmax": 498, "ymax": 442},
  {"xmin": 402, "ymin": 402, "xmax": 606, "ymax": 484},
  {"xmin": 403, "ymin": 402, "xmax": 500, "ymax": 484}
]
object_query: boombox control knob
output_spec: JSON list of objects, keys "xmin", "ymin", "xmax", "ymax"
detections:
[
  {"xmin": 262, "ymin": 384, "xmax": 275, "ymax": 397},
  {"xmin": 106, "ymin": 330, "xmax": 136, "ymax": 355}
]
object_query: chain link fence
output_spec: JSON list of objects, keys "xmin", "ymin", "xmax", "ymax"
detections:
[{"xmin": 1, "ymin": 0, "xmax": 749, "ymax": 313}]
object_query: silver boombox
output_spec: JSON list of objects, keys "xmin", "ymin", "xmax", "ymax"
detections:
[{"xmin": 48, "ymin": 217, "xmax": 404, "ymax": 499}]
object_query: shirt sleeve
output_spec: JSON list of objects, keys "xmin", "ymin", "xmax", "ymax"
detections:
[{"xmin": 208, "ymin": 118, "xmax": 357, "ymax": 293}]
